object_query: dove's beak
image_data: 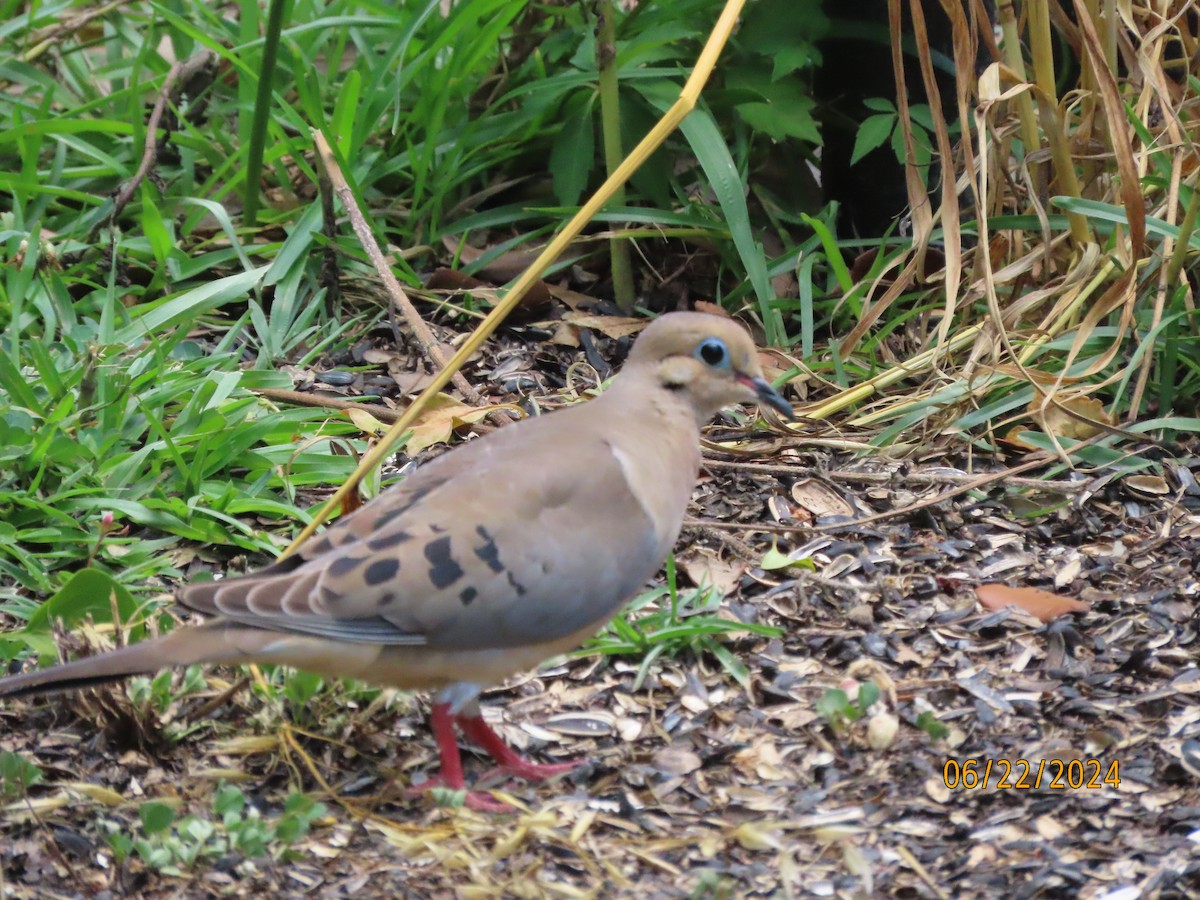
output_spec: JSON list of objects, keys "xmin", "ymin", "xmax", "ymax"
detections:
[{"xmin": 739, "ymin": 375, "xmax": 793, "ymax": 420}]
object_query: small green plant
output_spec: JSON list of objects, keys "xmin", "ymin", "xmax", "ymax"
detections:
[
  {"xmin": 105, "ymin": 786, "xmax": 326, "ymax": 874},
  {"xmin": 816, "ymin": 680, "xmax": 881, "ymax": 733},
  {"xmin": 586, "ymin": 555, "xmax": 780, "ymax": 690},
  {"xmin": 916, "ymin": 710, "xmax": 949, "ymax": 741},
  {"xmin": 281, "ymin": 669, "xmax": 325, "ymax": 720},
  {"xmin": 0, "ymin": 751, "xmax": 42, "ymax": 799},
  {"xmin": 851, "ymin": 98, "xmax": 955, "ymax": 186},
  {"xmin": 128, "ymin": 665, "xmax": 209, "ymax": 715}
]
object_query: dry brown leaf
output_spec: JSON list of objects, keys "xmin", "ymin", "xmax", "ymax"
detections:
[
  {"xmin": 345, "ymin": 407, "xmax": 388, "ymax": 435},
  {"xmin": 429, "ymin": 248, "xmax": 551, "ymax": 313},
  {"xmin": 1002, "ymin": 425, "xmax": 1039, "ymax": 449},
  {"xmin": 693, "ymin": 300, "xmax": 729, "ymax": 318},
  {"xmin": 1028, "ymin": 394, "xmax": 1113, "ymax": 441},
  {"xmin": 406, "ymin": 393, "xmax": 498, "ymax": 453},
  {"xmin": 550, "ymin": 321, "xmax": 581, "ymax": 347},
  {"xmin": 975, "ymin": 583, "xmax": 1091, "ymax": 622},
  {"xmin": 361, "ymin": 347, "xmax": 400, "ymax": 365},
  {"xmin": 732, "ymin": 822, "xmax": 783, "ymax": 851},
  {"xmin": 547, "ymin": 284, "xmax": 602, "ymax": 311},
  {"xmin": 561, "ymin": 312, "xmax": 647, "ymax": 340},
  {"xmin": 439, "ymin": 237, "xmax": 540, "ymax": 283},
  {"xmin": 756, "ymin": 348, "xmax": 796, "ymax": 385},
  {"xmin": 677, "ymin": 549, "xmax": 745, "ymax": 595},
  {"xmin": 390, "ymin": 370, "xmax": 438, "ymax": 396}
]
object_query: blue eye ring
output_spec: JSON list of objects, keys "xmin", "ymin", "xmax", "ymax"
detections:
[{"xmin": 694, "ymin": 337, "xmax": 731, "ymax": 369}]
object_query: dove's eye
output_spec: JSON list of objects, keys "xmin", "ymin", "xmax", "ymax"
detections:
[{"xmin": 694, "ymin": 337, "xmax": 730, "ymax": 369}]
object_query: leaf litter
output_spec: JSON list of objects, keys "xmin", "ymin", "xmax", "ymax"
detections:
[{"xmin": 2, "ymin": 322, "xmax": 1199, "ymax": 898}]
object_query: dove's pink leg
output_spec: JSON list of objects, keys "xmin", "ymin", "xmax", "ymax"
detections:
[
  {"xmin": 410, "ymin": 702, "xmax": 512, "ymax": 812},
  {"xmin": 455, "ymin": 711, "xmax": 583, "ymax": 781},
  {"xmin": 410, "ymin": 703, "xmax": 583, "ymax": 811}
]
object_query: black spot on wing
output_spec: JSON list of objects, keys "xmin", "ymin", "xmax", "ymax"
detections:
[
  {"xmin": 506, "ymin": 570, "xmax": 527, "ymax": 596},
  {"xmin": 367, "ymin": 529, "xmax": 412, "ymax": 552},
  {"xmin": 258, "ymin": 553, "xmax": 307, "ymax": 576},
  {"xmin": 376, "ymin": 591, "xmax": 395, "ymax": 609},
  {"xmin": 424, "ymin": 535, "xmax": 464, "ymax": 589},
  {"xmin": 473, "ymin": 525, "xmax": 504, "ymax": 574},
  {"xmin": 364, "ymin": 557, "xmax": 399, "ymax": 586},
  {"xmin": 372, "ymin": 483, "xmax": 440, "ymax": 531},
  {"xmin": 459, "ymin": 587, "xmax": 477, "ymax": 606},
  {"xmin": 329, "ymin": 555, "xmax": 365, "ymax": 577},
  {"xmin": 372, "ymin": 506, "xmax": 407, "ymax": 530}
]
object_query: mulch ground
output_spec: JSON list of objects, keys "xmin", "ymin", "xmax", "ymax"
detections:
[{"xmin": 3, "ymin": 314, "xmax": 1199, "ymax": 898}]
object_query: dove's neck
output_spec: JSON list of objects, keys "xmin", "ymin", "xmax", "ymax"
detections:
[
  {"xmin": 603, "ymin": 363, "xmax": 710, "ymax": 430},
  {"xmin": 593, "ymin": 365, "xmax": 703, "ymax": 546}
]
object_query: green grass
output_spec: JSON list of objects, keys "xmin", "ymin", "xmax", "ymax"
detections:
[{"xmin": 0, "ymin": 0, "xmax": 832, "ymax": 637}]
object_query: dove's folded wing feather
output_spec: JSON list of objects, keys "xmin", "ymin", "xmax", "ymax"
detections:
[{"xmin": 178, "ymin": 405, "xmax": 671, "ymax": 650}]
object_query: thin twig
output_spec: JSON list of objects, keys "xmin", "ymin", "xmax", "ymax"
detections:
[
  {"xmin": 702, "ymin": 458, "xmax": 1088, "ymax": 492},
  {"xmin": 311, "ymin": 132, "xmax": 489, "ymax": 409},
  {"xmin": 180, "ymin": 676, "xmax": 250, "ymax": 725},
  {"xmin": 90, "ymin": 54, "xmax": 204, "ymax": 243},
  {"xmin": 20, "ymin": 0, "xmax": 130, "ymax": 64},
  {"xmin": 252, "ymin": 387, "xmax": 502, "ymax": 432},
  {"xmin": 680, "ymin": 524, "xmax": 759, "ymax": 562},
  {"xmin": 692, "ymin": 446, "xmax": 1101, "ymax": 535},
  {"xmin": 254, "ymin": 387, "xmax": 407, "ymax": 423}
]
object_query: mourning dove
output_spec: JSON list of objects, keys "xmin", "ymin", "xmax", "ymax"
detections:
[{"xmin": 0, "ymin": 311, "xmax": 790, "ymax": 811}]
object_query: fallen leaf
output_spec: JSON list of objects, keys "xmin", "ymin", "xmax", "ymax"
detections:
[
  {"xmin": 345, "ymin": 407, "xmax": 388, "ymax": 435},
  {"xmin": 678, "ymin": 550, "xmax": 745, "ymax": 595},
  {"xmin": 1002, "ymin": 425, "xmax": 1039, "ymax": 449},
  {"xmin": 1028, "ymin": 394, "xmax": 1113, "ymax": 441},
  {"xmin": 975, "ymin": 583, "xmax": 1091, "ymax": 622},
  {"xmin": 439, "ymin": 237, "xmax": 540, "ymax": 283},
  {"xmin": 561, "ymin": 312, "xmax": 647, "ymax": 340},
  {"xmin": 1124, "ymin": 474, "xmax": 1170, "ymax": 496},
  {"xmin": 425, "ymin": 265, "xmax": 550, "ymax": 314},
  {"xmin": 551, "ymin": 321, "xmax": 581, "ymax": 347},
  {"xmin": 405, "ymin": 394, "xmax": 497, "ymax": 453},
  {"xmin": 733, "ymin": 822, "xmax": 783, "ymax": 851},
  {"xmin": 693, "ymin": 300, "xmax": 729, "ymax": 318}
]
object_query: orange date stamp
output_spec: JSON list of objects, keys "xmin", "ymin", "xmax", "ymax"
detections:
[{"xmin": 943, "ymin": 758, "xmax": 1120, "ymax": 790}]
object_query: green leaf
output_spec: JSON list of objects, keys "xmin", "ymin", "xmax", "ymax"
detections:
[
  {"xmin": 113, "ymin": 267, "xmax": 268, "ymax": 345},
  {"xmin": 917, "ymin": 711, "xmax": 949, "ymax": 740},
  {"xmin": 213, "ymin": 784, "xmax": 245, "ymax": 817},
  {"xmin": 24, "ymin": 568, "xmax": 140, "ymax": 636},
  {"xmin": 816, "ymin": 688, "xmax": 850, "ymax": 723},
  {"xmin": 0, "ymin": 750, "xmax": 42, "ymax": 798},
  {"xmin": 737, "ymin": 0, "xmax": 829, "ymax": 78},
  {"xmin": 759, "ymin": 543, "xmax": 813, "ymax": 571},
  {"xmin": 851, "ymin": 113, "xmax": 895, "ymax": 164},
  {"xmin": 858, "ymin": 681, "xmax": 880, "ymax": 711},
  {"xmin": 139, "ymin": 801, "xmax": 176, "ymax": 835},
  {"xmin": 549, "ymin": 97, "xmax": 595, "ymax": 206},
  {"xmin": 678, "ymin": 104, "xmax": 781, "ymax": 342}
]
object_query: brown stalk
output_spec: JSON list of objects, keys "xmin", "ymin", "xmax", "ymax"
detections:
[
  {"xmin": 85, "ymin": 51, "xmax": 217, "ymax": 246},
  {"xmin": 311, "ymin": 132, "xmax": 490, "ymax": 411}
]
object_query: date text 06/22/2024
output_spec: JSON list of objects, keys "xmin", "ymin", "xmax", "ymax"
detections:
[{"xmin": 943, "ymin": 758, "xmax": 1121, "ymax": 791}]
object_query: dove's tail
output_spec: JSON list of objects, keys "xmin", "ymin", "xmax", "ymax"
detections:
[{"xmin": 0, "ymin": 624, "xmax": 251, "ymax": 699}]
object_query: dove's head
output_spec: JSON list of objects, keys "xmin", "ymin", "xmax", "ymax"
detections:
[{"xmin": 624, "ymin": 311, "xmax": 792, "ymax": 423}]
